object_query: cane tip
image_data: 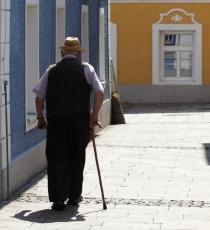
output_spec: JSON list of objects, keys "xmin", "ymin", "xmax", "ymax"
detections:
[{"xmin": 103, "ymin": 204, "xmax": 107, "ymax": 210}]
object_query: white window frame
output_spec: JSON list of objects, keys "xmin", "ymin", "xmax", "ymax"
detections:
[
  {"xmin": 161, "ymin": 31, "xmax": 194, "ymax": 80},
  {"xmin": 99, "ymin": 7, "xmax": 106, "ymax": 84},
  {"xmin": 25, "ymin": 0, "xmax": 39, "ymax": 131},
  {"xmin": 81, "ymin": 5, "xmax": 89, "ymax": 63},
  {"xmin": 56, "ymin": 0, "xmax": 66, "ymax": 62},
  {"xmin": 152, "ymin": 24, "xmax": 202, "ymax": 85}
]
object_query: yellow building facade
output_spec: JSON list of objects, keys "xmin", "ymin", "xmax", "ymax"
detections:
[{"xmin": 111, "ymin": 0, "xmax": 210, "ymax": 103}]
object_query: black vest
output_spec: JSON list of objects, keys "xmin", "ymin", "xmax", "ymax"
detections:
[{"xmin": 46, "ymin": 58, "xmax": 91, "ymax": 118}]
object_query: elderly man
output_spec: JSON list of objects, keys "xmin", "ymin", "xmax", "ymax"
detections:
[{"xmin": 33, "ymin": 37, "xmax": 104, "ymax": 211}]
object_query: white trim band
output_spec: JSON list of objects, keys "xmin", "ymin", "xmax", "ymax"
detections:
[{"xmin": 111, "ymin": 0, "xmax": 210, "ymax": 3}]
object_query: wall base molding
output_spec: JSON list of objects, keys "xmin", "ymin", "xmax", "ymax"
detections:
[
  {"xmin": 119, "ymin": 85, "xmax": 210, "ymax": 103},
  {"xmin": 0, "ymin": 140, "xmax": 47, "ymax": 200}
]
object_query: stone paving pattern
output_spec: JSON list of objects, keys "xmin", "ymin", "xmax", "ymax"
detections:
[{"xmin": 1, "ymin": 104, "xmax": 210, "ymax": 229}]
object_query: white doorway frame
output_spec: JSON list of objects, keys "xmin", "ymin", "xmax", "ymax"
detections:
[
  {"xmin": 56, "ymin": 0, "xmax": 66, "ymax": 62},
  {"xmin": 99, "ymin": 7, "xmax": 105, "ymax": 83},
  {"xmin": 110, "ymin": 22, "xmax": 117, "ymax": 79},
  {"xmin": 81, "ymin": 5, "xmax": 89, "ymax": 62}
]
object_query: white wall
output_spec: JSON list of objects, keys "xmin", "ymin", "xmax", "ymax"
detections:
[
  {"xmin": 26, "ymin": 4, "xmax": 39, "ymax": 114},
  {"xmin": 25, "ymin": 1, "xmax": 39, "ymax": 131},
  {"xmin": 0, "ymin": 0, "xmax": 11, "ymax": 200}
]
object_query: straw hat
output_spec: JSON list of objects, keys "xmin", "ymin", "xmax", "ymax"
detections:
[{"xmin": 60, "ymin": 37, "xmax": 84, "ymax": 53}]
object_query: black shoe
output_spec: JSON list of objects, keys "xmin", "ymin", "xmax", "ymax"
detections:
[
  {"xmin": 67, "ymin": 196, "xmax": 83, "ymax": 206},
  {"xmin": 51, "ymin": 201, "xmax": 65, "ymax": 211}
]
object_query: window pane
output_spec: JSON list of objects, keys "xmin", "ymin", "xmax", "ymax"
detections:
[
  {"xmin": 164, "ymin": 33, "xmax": 193, "ymax": 46},
  {"xmin": 164, "ymin": 51, "xmax": 176, "ymax": 77},
  {"xmin": 164, "ymin": 34, "xmax": 177, "ymax": 46},
  {"xmin": 180, "ymin": 51, "xmax": 192, "ymax": 78},
  {"xmin": 179, "ymin": 34, "xmax": 193, "ymax": 46}
]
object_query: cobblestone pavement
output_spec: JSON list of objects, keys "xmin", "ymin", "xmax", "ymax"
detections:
[{"xmin": 1, "ymin": 104, "xmax": 210, "ymax": 230}]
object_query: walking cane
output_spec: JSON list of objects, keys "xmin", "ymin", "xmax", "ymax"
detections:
[{"xmin": 91, "ymin": 123, "xmax": 107, "ymax": 210}]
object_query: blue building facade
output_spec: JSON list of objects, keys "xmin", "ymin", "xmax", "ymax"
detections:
[{"xmin": 0, "ymin": 0, "xmax": 110, "ymax": 200}]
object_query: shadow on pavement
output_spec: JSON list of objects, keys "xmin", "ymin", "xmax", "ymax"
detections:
[
  {"xmin": 0, "ymin": 171, "xmax": 47, "ymax": 210},
  {"xmin": 203, "ymin": 144, "xmax": 210, "ymax": 165},
  {"xmin": 13, "ymin": 205, "xmax": 85, "ymax": 223},
  {"xmin": 13, "ymin": 205, "xmax": 104, "ymax": 223}
]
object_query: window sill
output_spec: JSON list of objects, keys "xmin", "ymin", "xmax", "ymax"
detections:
[
  {"xmin": 153, "ymin": 79, "xmax": 202, "ymax": 85},
  {"xmin": 26, "ymin": 114, "xmax": 37, "ymax": 132},
  {"xmin": 101, "ymin": 81, "xmax": 107, "ymax": 88}
]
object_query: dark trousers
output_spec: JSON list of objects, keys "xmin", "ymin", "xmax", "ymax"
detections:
[{"xmin": 46, "ymin": 114, "xmax": 90, "ymax": 202}]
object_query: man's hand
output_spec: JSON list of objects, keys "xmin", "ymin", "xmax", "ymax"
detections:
[
  {"xmin": 90, "ymin": 90, "xmax": 104, "ymax": 128},
  {"xmin": 35, "ymin": 97, "xmax": 47, "ymax": 129},
  {"xmin": 37, "ymin": 117, "xmax": 47, "ymax": 129}
]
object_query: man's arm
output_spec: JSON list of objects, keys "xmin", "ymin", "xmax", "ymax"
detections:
[
  {"xmin": 90, "ymin": 90, "xmax": 104, "ymax": 128},
  {"xmin": 35, "ymin": 97, "xmax": 45, "ymax": 118},
  {"xmin": 33, "ymin": 66, "xmax": 53, "ymax": 129},
  {"xmin": 35, "ymin": 96, "xmax": 47, "ymax": 129}
]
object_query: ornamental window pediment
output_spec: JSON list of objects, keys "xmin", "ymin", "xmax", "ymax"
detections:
[{"xmin": 156, "ymin": 8, "xmax": 199, "ymax": 25}]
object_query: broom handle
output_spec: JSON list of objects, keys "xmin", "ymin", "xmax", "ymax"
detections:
[{"xmin": 111, "ymin": 59, "xmax": 119, "ymax": 94}]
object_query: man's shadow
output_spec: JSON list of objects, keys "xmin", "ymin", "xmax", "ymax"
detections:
[{"xmin": 13, "ymin": 205, "xmax": 85, "ymax": 223}]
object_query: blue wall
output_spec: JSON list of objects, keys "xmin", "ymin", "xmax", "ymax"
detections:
[
  {"xmin": 40, "ymin": 0, "xmax": 56, "ymax": 74},
  {"xmin": 10, "ymin": 0, "xmax": 26, "ymax": 159},
  {"xmin": 89, "ymin": 0, "xmax": 110, "ymax": 99},
  {"xmin": 10, "ymin": 0, "xmax": 56, "ymax": 159},
  {"xmin": 89, "ymin": 0, "xmax": 100, "ymax": 74},
  {"xmin": 10, "ymin": 0, "xmax": 109, "ymax": 160},
  {"xmin": 66, "ymin": 0, "xmax": 81, "ymax": 38}
]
